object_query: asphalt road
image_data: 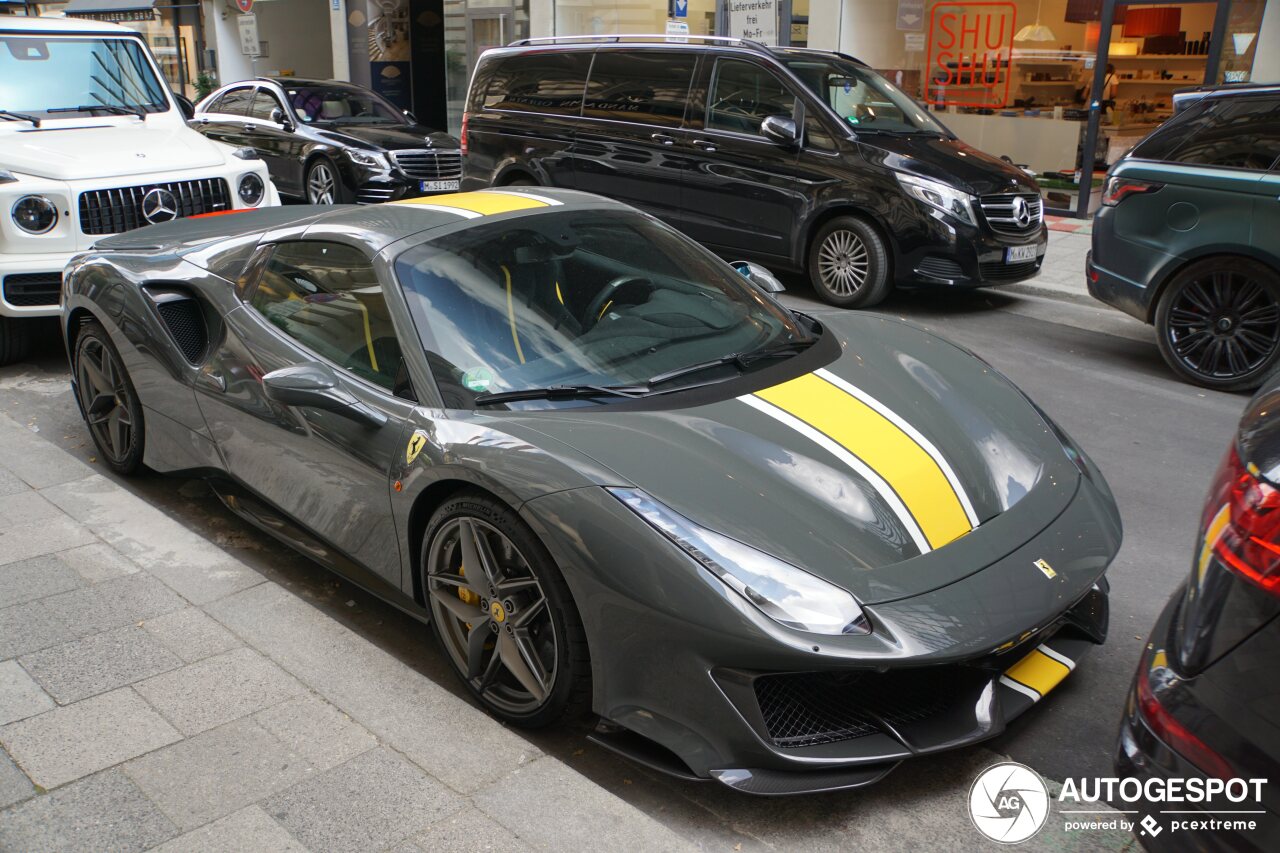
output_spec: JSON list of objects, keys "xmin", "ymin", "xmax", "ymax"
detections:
[{"xmin": 0, "ymin": 282, "xmax": 1246, "ymax": 849}]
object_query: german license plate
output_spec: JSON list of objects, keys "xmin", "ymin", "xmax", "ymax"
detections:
[
  {"xmin": 1006, "ymin": 244, "xmax": 1037, "ymax": 263},
  {"xmin": 420, "ymin": 180, "xmax": 459, "ymax": 192}
]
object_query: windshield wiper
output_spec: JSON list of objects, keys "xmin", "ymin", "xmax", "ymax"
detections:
[
  {"xmin": 645, "ymin": 338, "xmax": 817, "ymax": 388},
  {"xmin": 0, "ymin": 110, "xmax": 41, "ymax": 127},
  {"xmin": 473, "ymin": 383, "xmax": 649, "ymax": 406},
  {"xmin": 47, "ymin": 104, "xmax": 144, "ymax": 119}
]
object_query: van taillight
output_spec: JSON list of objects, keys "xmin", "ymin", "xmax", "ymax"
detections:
[
  {"xmin": 1203, "ymin": 444, "xmax": 1280, "ymax": 596},
  {"xmin": 460, "ymin": 112, "xmax": 470, "ymax": 156},
  {"xmin": 1101, "ymin": 176, "xmax": 1163, "ymax": 207}
]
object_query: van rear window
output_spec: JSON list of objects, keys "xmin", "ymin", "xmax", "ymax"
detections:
[{"xmin": 483, "ymin": 53, "xmax": 590, "ymax": 117}]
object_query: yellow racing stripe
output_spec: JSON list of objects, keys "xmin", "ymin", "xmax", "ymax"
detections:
[
  {"xmin": 1004, "ymin": 648, "xmax": 1072, "ymax": 698},
  {"xmin": 752, "ymin": 372, "xmax": 972, "ymax": 549},
  {"xmin": 392, "ymin": 190, "xmax": 549, "ymax": 217}
]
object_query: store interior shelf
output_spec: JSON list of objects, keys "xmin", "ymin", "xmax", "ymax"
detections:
[
  {"xmin": 1109, "ymin": 54, "xmax": 1211, "ymax": 60},
  {"xmin": 1116, "ymin": 79, "xmax": 1200, "ymax": 86}
]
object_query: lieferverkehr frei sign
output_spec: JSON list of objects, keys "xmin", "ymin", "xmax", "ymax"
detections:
[{"xmin": 727, "ymin": 0, "xmax": 777, "ymax": 45}]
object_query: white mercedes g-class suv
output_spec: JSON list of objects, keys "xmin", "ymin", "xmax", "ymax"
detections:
[{"xmin": 0, "ymin": 16, "xmax": 279, "ymax": 364}]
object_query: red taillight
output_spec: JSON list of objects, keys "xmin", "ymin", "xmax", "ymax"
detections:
[
  {"xmin": 1135, "ymin": 646, "xmax": 1234, "ymax": 779},
  {"xmin": 460, "ymin": 112, "xmax": 470, "ymax": 156},
  {"xmin": 1101, "ymin": 176, "xmax": 1164, "ymax": 207},
  {"xmin": 1202, "ymin": 445, "xmax": 1280, "ymax": 596}
]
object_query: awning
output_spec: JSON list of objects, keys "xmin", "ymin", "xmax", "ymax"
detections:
[{"xmin": 62, "ymin": 0, "xmax": 157, "ymax": 22}]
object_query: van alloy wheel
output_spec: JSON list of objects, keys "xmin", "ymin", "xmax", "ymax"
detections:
[{"xmin": 818, "ymin": 229, "xmax": 870, "ymax": 297}]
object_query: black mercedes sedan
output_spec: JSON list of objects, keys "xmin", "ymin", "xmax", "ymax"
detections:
[
  {"xmin": 192, "ymin": 78, "xmax": 461, "ymax": 206},
  {"xmin": 1116, "ymin": 375, "xmax": 1280, "ymax": 849}
]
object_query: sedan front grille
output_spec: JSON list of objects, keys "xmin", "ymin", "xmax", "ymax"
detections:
[
  {"xmin": 389, "ymin": 149, "xmax": 463, "ymax": 181},
  {"xmin": 754, "ymin": 669, "xmax": 962, "ymax": 749},
  {"xmin": 3, "ymin": 272, "xmax": 61, "ymax": 307},
  {"xmin": 978, "ymin": 193, "xmax": 1044, "ymax": 237},
  {"xmin": 78, "ymin": 179, "xmax": 231, "ymax": 235}
]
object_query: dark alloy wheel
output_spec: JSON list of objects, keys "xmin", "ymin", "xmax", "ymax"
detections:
[
  {"xmin": 808, "ymin": 215, "xmax": 892, "ymax": 308},
  {"xmin": 75, "ymin": 321, "xmax": 145, "ymax": 474},
  {"xmin": 1155, "ymin": 257, "xmax": 1280, "ymax": 392},
  {"xmin": 424, "ymin": 491, "xmax": 589, "ymax": 727}
]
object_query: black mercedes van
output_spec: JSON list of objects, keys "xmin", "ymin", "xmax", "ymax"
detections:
[{"xmin": 461, "ymin": 36, "xmax": 1048, "ymax": 308}]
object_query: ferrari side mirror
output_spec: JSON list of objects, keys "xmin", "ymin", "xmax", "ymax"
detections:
[
  {"xmin": 732, "ymin": 260, "xmax": 786, "ymax": 294},
  {"xmin": 263, "ymin": 362, "xmax": 386, "ymax": 427}
]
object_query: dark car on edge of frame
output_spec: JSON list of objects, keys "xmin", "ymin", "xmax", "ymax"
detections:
[
  {"xmin": 1088, "ymin": 85, "xmax": 1280, "ymax": 392},
  {"xmin": 461, "ymin": 36, "xmax": 1049, "ymax": 309},
  {"xmin": 1116, "ymin": 374, "xmax": 1280, "ymax": 850},
  {"xmin": 193, "ymin": 77, "xmax": 461, "ymax": 206}
]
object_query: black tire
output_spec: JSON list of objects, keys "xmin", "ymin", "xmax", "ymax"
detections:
[
  {"xmin": 304, "ymin": 158, "xmax": 350, "ymax": 205},
  {"xmin": 73, "ymin": 321, "xmax": 145, "ymax": 474},
  {"xmin": 503, "ymin": 176, "xmax": 536, "ymax": 187},
  {"xmin": 807, "ymin": 215, "xmax": 892, "ymax": 308},
  {"xmin": 1154, "ymin": 256, "xmax": 1280, "ymax": 392},
  {"xmin": 422, "ymin": 490, "xmax": 590, "ymax": 728},
  {"xmin": 0, "ymin": 315, "xmax": 33, "ymax": 366}
]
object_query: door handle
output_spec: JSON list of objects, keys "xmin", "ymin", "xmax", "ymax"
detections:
[
  {"xmin": 650, "ymin": 133, "xmax": 676, "ymax": 147},
  {"xmin": 242, "ymin": 124, "xmax": 255, "ymax": 133},
  {"xmin": 692, "ymin": 139, "xmax": 717, "ymax": 153}
]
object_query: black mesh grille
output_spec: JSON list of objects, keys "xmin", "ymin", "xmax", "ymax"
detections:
[
  {"xmin": 753, "ymin": 669, "xmax": 963, "ymax": 749},
  {"xmin": 916, "ymin": 256, "xmax": 965, "ymax": 279},
  {"xmin": 78, "ymin": 179, "xmax": 231, "ymax": 235},
  {"xmin": 3, "ymin": 272, "xmax": 61, "ymax": 307},
  {"xmin": 389, "ymin": 149, "xmax": 463, "ymax": 180},
  {"xmin": 156, "ymin": 299, "xmax": 206, "ymax": 363},
  {"xmin": 979, "ymin": 260, "xmax": 1039, "ymax": 281}
]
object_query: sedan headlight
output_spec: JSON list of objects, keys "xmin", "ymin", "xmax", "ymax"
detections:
[
  {"xmin": 11, "ymin": 195, "xmax": 58, "ymax": 234},
  {"xmin": 237, "ymin": 173, "xmax": 265, "ymax": 207},
  {"xmin": 895, "ymin": 172, "xmax": 976, "ymax": 225},
  {"xmin": 610, "ymin": 488, "xmax": 870, "ymax": 635},
  {"xmin": 345, "ymin": 149, "xmax": 389, "ymax": 170}
]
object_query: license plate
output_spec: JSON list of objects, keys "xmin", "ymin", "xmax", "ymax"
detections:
[
  {"xmin": 1006, "ymin": 244, "xmax": 1037, "ymax": 263},
  {"xmin": 420, "ymin": 180, "xmax": 460, "ymax": 193}
]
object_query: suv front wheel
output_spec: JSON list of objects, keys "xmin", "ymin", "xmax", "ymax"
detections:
[
  {"xmin": 808, "ymin": 216, "xmax": 891, "ymax": 308},
  {"xmin": 1154, "ymin": 256, "xmax": 1280, "ymax": 392}
]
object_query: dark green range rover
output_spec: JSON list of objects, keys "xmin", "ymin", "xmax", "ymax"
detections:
[{"xmin": 1088, "ymin": 84, "xmax": 1280, "ymax": 391}]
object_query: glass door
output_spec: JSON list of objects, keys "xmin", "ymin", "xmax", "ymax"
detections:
[{"xmin": 466, "ymin": 10, "xmax": 512, "ymax": 74}]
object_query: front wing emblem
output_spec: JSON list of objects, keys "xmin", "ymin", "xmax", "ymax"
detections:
[{"xmin": 1033, "ymin": 558, "xmax": 1057, "ymax": 579}]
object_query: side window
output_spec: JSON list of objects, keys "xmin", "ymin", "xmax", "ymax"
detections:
[
  {"xmin": 706, "ymin": 59, "xmax": 796, "ymax": 136},
  {"xmin": 483, "ymin": 53, "xmax": 591, "ymax": 117},
  {"xmin": 204, "ymin": 93, "xmax": 224, "ymax": 113},
  {"xmin": 804, "ymin": 111, "xmax": 837, "ymax": 152},
  {"xmin": 1165, "ymin": 97, "xmax": 1280, "ymax": 171},
  {"xmin": 250, "ymin": 241, "xmax": 407, "ymax": 393},
  {"xmin": 248, "ymin": 90, "xmax": 284, "ymax": 122},
  {"xmin": 215, "ymin": 87, "xmax": 254, "ymax": 116},
  {"xmin": 582, "ymin": 50, "xmax": 696, "ymax": 127}
]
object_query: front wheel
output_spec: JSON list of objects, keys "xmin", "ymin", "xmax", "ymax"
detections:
[
  {"xmin": 807, "ymin": 216, "xmax": 892, "ymax": 308},
  {"xmin": 305, "ymin": 159, "xmax": 348, "ymax": 205},
  {"xmin": 0, "ymin": 316, "xmax": 33, "ymax": 366},
  {"xmin": 423, "ymin": 491, "xmax": 590, "ymax": 728},
  {"xmin": 1154, "ymin": 257, "xmax": 1280, "ymax": 392}
]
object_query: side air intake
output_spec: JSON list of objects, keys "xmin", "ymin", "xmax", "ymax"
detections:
[{"xmin": 144, "ymin": 288, "xmax": 208, "ymax": 364}]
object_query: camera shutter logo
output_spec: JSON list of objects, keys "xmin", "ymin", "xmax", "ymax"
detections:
[{"xmin": 969, "ymin": 762, "xmax": 1050, "ymax": 844}]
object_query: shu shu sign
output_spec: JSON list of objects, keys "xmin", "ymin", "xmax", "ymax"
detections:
[{"xmin": 925, "ymin": 2, "xmax": 1016, "ymax": 109}]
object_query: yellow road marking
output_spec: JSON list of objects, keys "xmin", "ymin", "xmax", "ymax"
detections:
[{"xmin": 752, "ymin": 372, "xmax": 972, "ymax": 549}]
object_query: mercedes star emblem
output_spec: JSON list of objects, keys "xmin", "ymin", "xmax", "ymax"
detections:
[
  {"xmin": 141, "ymin": 188, "xmax": 179, "ymax": 224},
  {"xmin": 1012, "ymin": 196, "xmax": 1032, "ymax": 228}
]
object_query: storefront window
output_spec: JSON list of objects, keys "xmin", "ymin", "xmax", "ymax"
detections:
[
  {"xmin": 58, "ymin": 0, "xmax": 203, "ymax": 98},
  {"xmin": 553, "ymin": 0, "xmax": 717, "ymax": 37},
  {"xmin": 443, "ymin": 0, "xmax": 530, "ymax": 133},
  {"xmin": 1214, "ymin": 0, "xmax": 1265, "ymax": 82}
]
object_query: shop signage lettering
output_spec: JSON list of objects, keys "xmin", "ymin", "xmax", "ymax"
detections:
[
  {"xmin": 727, "ymin": 0, "xmax": 778, "ymax": 46},
  {"xmin": 925, "ymin": 2, "xmax": 1015, "ymax": 109}
]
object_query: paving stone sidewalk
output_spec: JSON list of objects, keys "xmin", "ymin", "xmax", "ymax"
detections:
[{"xmin": 0, "ymin": 412, "xmax": 697, "ymax": 853}]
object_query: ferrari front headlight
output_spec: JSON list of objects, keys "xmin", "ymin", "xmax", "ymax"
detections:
[{"xmin": 610, "ymin": 488, "xmax": 870, "ymax": 635}]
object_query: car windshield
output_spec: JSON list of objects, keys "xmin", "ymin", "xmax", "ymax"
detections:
[
  {"xmin": 283, "ymin": 84, "xmax": 406, "ymax": 125},
  {"xmin": 0, "ymin": 35, "xmax": 168, "ymax": 116},
  {"xmin": 781, "ymin": 56, "xmax": 949, "ymax": 136},
  {"xmin": 395, "ymin": 210, "xmax": 811, "ymax": 407}
]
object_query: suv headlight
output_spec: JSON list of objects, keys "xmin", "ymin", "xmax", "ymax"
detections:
[
  {"xmin": 610, "ymin": 488, "xmax": 870, "ymax": 635},
  {"xmin": 12, "ymin": 195, "xmax": 58, "ymax": 234},
  {"xmin": 345, "ymin": 149, "xmax": 389, "ymax": 170},
  {"xmin": 231, "ymin": 146, "xmax": 260, "ymax": 160},
  {"xmin": 895, "ymin": 172, "xmax": 976, "ymax": 225},
  {"xmin": 237, "ymin": 173, "xmax": 265, "ymax": 207}
]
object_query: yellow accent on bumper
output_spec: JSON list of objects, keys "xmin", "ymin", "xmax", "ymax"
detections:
[{"xmin": 1005, "ymin": 648, "xmax": 1072, "ymax": 698}]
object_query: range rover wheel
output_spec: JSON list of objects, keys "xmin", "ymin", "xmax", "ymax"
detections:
[
  {"xmin": 305, "ymin": 159, "xmax": 347, "ymax": 205},
  {"xmin": 423, "ymin": 490, "xmax": 590, "ymax": 728},
  {"xmin": 74, "ymin": 321, "xmax": 145, "ymax": 475},
  {"xmin": 0, "ymin": 316, "xmax": 33, "ymax": 366},
  {"xmin": 808, "ymin": 216, "xmax": 891, "ymax": 308},
  {"xmin": 1154, "ymin": 257, "xmax": 1280, "ymax": 392}
]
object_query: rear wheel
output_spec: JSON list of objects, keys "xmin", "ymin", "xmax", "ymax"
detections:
[
  {"xmin": 808, "ymin": 216, "xmax": 891, "ymax": 308},
  {"xmin": 423, "ymin": 490, "xmax": 590, "ymax": 728},
  {"xmin": 1154, "ymin": 257, "xmax": 1280, "ymax": 392},
  {"xmin": 74, "ymin": 321, "xmax": 145, "ymax": 474},
  {"xmin": 0, "ymin": 316, "xmax": 33, "ymax": 366}
]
